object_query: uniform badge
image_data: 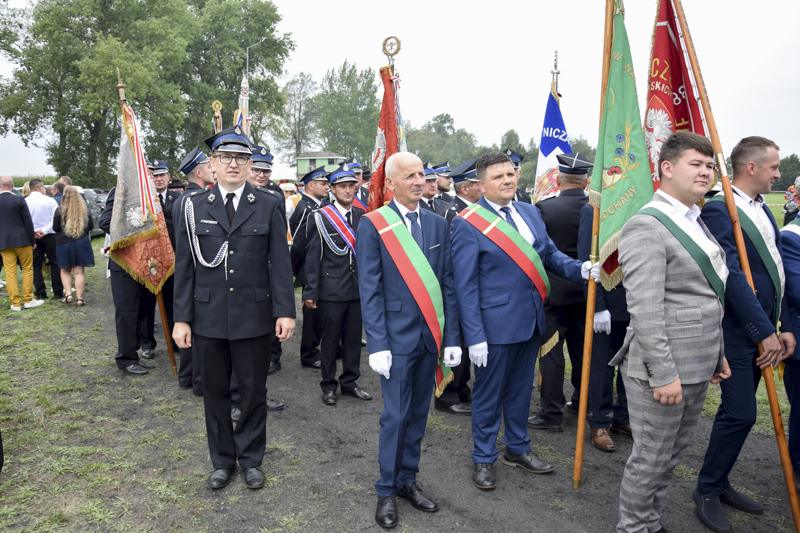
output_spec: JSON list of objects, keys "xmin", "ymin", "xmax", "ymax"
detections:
[
  {"xmin": 505, "ymin": 149, "xmax": 512, "ymax": 156},
  {"xmin": 342, "ymin": 164, "xmax": 350, "ymax": 172},
  {"xmin": 260, "ymin": 147, "xmax": 267, "ymax": 156},
  {"xmin": 234, "ymin": 126, "xmax": 242, "ymax": 135},
  {"xmin": 247, "ymin": 193, "xmax": 256, "ymax": 203},
  {"xmin": 426, "ymin": 162, "xmax": 433, "ymax": 169},
  {"xmin": 154, "ymin": 159, "xmax": 159, "ymax": 165},
  {"xmin": 208, "ymin": 193, "xmax": 216, "ymax": 203}
]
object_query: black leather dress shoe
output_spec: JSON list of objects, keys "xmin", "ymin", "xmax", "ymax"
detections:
[
  {"xmin": 473, "ymin": 462, "xmax": 496, "ymax": 490},
  {"xmin": 303, "ymin": 360, "xmax": 322, "ymax": 369},
  {"xmin": 208, "ymin": 467, "xmax": 235, "ymax": 489},
  {"xmin": 435, "ymin": 403, "xmax": 471, "ymax": 415},
  {"xmin": 243, "ymin": 466, "xmax": 265, "ymax": 489},
  {"xmin": 693, "ymin": 488, "xmax": 731, "ymax": 533},
  {"xmin": 122, "ymin": 364, "xmax": 149, "ymax": 375},
  {"xmin": 720, "ymin": 486, "xmax": 764, "ymax": 514},
  {"xmin": 502, "ymin": 451, "xmax": 555, "ymax": 474},
  {"xmin": 231, "ymin": 406, "xmax": 241, "ymax": 422},
  {"xmin": 266, "ymin": 398, "xmax": 284, "ymax": 411},
  {"xmin": 343, "ymin": 386, "xmax": 372, "ymax": 400},
  {"xmin": 137, "ymin": 360, "xmax": 155, "ymax": 369},
  {"xmin": 322, "ymin": 390, "xmax": 337, "ymax": 405},
  {"xmin": 179, "ymin": 383, "xmax": 192, "ymax": 390},
  {"xmin": 527, "ymin": 416, "xmax": 563, "ymax": 432},
  {"xmin": 375, "ymin": 496, "xmax": 397, "ymax": 529},
  {"xmin": 141, "ymin": 349, "xmax": 154, "ymax": 359},
  {"xmin": 398, "ymin": 482, "xmax": 439, "ymax": 512},
  {"xmin": 268, "ymin": 361, "xmax": 281, "ymax": 375}
]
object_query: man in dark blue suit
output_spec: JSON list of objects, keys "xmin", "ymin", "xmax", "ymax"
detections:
[
  {"xmin": 358, "ymin": 152, "xmax": 461, "ymax": 529},
  {"xmin": 451, "ymin": 151, "xmax": 594, "ymax": 490},
  {"xmin": 694, "ymin": 136, "xmax": 796, "ymax": 532},
  {"xmin": 780, "ymin": 216, "xmax": 800, "ymax": 494}
]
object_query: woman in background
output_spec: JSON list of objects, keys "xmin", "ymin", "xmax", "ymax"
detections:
[
  {"xmin": 22, "ymin": 180, "xmax": 31, "ymax": 197},
  {"xmin": 52, "ymin": 186, "xmax": 94, "ymax": 306}
]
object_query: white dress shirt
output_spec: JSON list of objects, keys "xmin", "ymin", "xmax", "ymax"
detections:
[
  {"xmin": 732, "ymin": 185, "xmax": 775, "ymax": 242},
  {"xmin": 655, "ymin": 189, "xmax": 710, "ymax": 241},
  {"xmin": 220, "ymin": 183, "xmax": 246, "ymax": 210},
  {"xmin": 333, "ymin": 199, "xmax": 353, "ymax": 221},
  {"xmin": 25, "ymin": 191, "xmax": 59, "ymax": 235},
  {"xmin": 394, "ymin": 199, "xmax": 423, "ymax": 239},
  {"xmin": 484, "ymin": 198, "xmax": 535, "ymax": 245}
]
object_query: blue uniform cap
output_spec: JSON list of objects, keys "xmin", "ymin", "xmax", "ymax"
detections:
[
  {"xmin": 344, "ymin": 157, "xmax": 363, "ymax": 171},
  {"xmin": 449, "ymin": 159, "xmax": 478, "ymax": 183},
  {"xmin": 423, "ymin": 162, "xmax": 437, "ymax": 179},
  {"xmin": 150, "ymin": 159, "xmax": 169, "ymax": 176},
  {"xmin": 556, "ymin": 152, "xmax": 593, "ymax": 175},
  {"xmin": 328, "ymin": 164, "xmax": 358, "ymax": 185},
  {"xmin": 300, "ymin": 166, "xmax": 329, "ymax": 184},
  {"xmin": 251, "ymin": 144, "xmax": 274, "ymax": 171},
  {"xmin": 204, "ymin": 126, "xmax": 252, "ymax": 154},
  {"xmin": 433, "ymin": 161, "xmax": 451, "ymax": 176},
  {"xmin": 502, "ymin": 148, "xmax": 524, "ymax": 168},
  {"xmin": 178, "ymin": 146, "xmax": 209, "ymax": 175}
]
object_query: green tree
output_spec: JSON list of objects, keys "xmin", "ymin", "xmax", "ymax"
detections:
[
  {"xmin": 777, "ymin": 154, "xmax": 800, "ymax": 191},
  {"xmin": 406, "ymin": 115, "xmax": 477, "ymax": 166},
  {"xmin": 312, "ymin": 60, "xmax": 380, "ymax": 164},
  {"xmin": 568, "ymin": 135, "xmax": 597, "ymax": 163},
  {"xmin": 499, "ymin": 129, "xmax": 525, "ymax": 155},
  {"xmin": 0, "ymin": 0, "xmax": 20, "ymax": 58},
  {"xmin": 269, "ymin": 73, "xmax": 319, "ymax": 164}
]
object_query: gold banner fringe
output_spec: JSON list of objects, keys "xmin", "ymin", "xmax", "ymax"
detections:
[
  {"xmin": 434, "ymin": 367, "xmax": 455, "ymax": 398},
  {"xmin": 538, "ymin": 332, "xmax": 560, "ymax": 358},
  {"xmin": 109, "ymin": 252, "xmax": 174, "ymax": 295}
]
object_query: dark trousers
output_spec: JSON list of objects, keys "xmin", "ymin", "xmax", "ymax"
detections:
[
  {"xmin": 588, "ymin": 320, "xmax": 629, "ymax": 429},
  {"xmin": 697, "ymin": 345, "xmax": 761, "ymax": 495},
  {"xmin": 179, "ymin": 343, "xmax": 202, "ymax": 395},
  {"xmin": 472, "ymin": 333, "xmax": 542, "ymax": 463},
  {"xmin": 195, "ymin": 333, "xmax": 270, "ymax": 469},
  {"xmin": 33, "ymin": 233, "xmax": 63, "ymax": 298},
  {"xmin": 299, "ymin": 304, "xmax": 322, "ymax": 366},
  {"xmin": 110, "ymin": 269, "xmax": 147, "ymax": 368},
  {"xmin": 435, "ymin": 330, "xmax": 472, "ymax": 408},
  {"xmin": 537, "ymin": 302, "xmax": 586, "ymax": 424},
  {"xmin": 270, "ymin": 333, "xmax": 282, "ymax": 363},
  {"xmin": 161, "ymin": 276, "xmax": 174, "ymax": 334},
  {"xmin": 375, "ymin": 336, "xmax": 436, "ymax": 497},
  {"xmin": 138, "ymin": 289, "xmax": 157, "ymax": 351},
  {"xmin": 318, "ymin": 300, "xmax": 362, "ymax": 392},
  {"xmin": 784, "ymin": 358, "xmax": 800, "ymax": 472}
]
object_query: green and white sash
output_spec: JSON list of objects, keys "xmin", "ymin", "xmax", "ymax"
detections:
[
  {"xmin": 639, "ymin": 200, "xmax": 728, "ymax": 305},
  {"xmin": 782, "ymin": 217, "xmax": 800, "ymax": 238},
  {"xmin": 709, "ymin": 193, "xmax": 785, "ymax": 322}
]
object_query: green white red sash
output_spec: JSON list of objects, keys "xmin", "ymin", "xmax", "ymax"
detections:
[
  {"xmin": 458, "ymin": 204, "xmax": 550, "ymax": 300},
  {"xmin": 364, "ymin": 205, "xmax": 453, "ymax": 395},
  {"xmin": 318, "ymin": 205, "xmax": 356, "ymax": 257},
  {"xmin": 708, "ymin": 194, "xmax": 784, "ymax": 324},
  {"xmin": 638, "ymin": 200, "xmax": 728, "ymax": 305}
]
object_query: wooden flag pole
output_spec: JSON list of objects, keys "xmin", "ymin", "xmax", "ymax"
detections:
[
  {"xmin": 573, "ymin": 0, "xmax": 615, "ymax": 489},
  {"xmin": 673, "ymin": 0, "xmax": 800, "ymax": 527},
  {"xmin": 157, "ymin": 292, "xmax": 178, "ymax": 376}
]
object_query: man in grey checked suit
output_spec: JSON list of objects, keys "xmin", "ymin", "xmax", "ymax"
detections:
[{"xmin": 611, "ymin": 133, "xmax": 731, "ymax": 533}]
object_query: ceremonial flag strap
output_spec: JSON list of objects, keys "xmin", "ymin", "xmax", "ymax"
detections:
[
  {"xmin": 353, "ymin": 196, "xmax": 368, "ymax": 211},
  {"xmin": 708, "ymin": 196, "xmax": 783, "ymax": 324},
  {"xmin": 458, "ymin": 204, "xmax": 550, "ymax": 300},
  {"xmin": 365, "ymin": 206, "xmax": 453, "ymax": 396},
  {"xmin": 639, "ymin": 207, "xmax": 726, "ymax": 306},
  {"xmin": 319, "ymin": 205, "xmax": 357, "ymax": 258}
]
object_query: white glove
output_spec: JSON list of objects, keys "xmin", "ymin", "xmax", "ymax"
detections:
[
  {"xmin": 369, "ymin": 350, "xmax": 392, "ymax": 379},
  {"xmin": 593, "ymin": 310, "xmax": 612, "ymax": 335},
  {"xmin": 443, "ymin": 346, "xmax": 462, "ymax": 367},
  {"xmin": 469, "ymin": 342, "xmax": 488, "ymax": 367},
  {"xmin": 581, "ymin": 261, "xmax": 601, "ymax": 283}
]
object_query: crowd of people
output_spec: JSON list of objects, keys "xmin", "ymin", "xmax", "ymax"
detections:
[{"xmin": 2, "ymin": 129, "xmax": 799, "ymax": 533}]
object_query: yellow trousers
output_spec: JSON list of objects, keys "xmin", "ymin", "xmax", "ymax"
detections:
[{"xmin": 1, "ymin": 246, "xmax": 34, "ymax": 307}]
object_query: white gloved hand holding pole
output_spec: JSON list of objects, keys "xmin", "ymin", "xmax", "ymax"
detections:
[{"xmin": 469, "ymin": 342, "xmax": 488, "ymax": 367}]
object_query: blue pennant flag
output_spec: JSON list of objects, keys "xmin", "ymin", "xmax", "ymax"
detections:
[{"xmin": 534, "ymin": 88, "xmax": 572, "ymax": 202}]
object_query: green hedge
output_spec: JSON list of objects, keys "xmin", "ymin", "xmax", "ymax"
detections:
[{"xmin": 11, "ymin": 176, "xmax": 60, "ymax": 187}]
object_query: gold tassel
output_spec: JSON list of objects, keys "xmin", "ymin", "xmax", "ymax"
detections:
[
  {"xmin": 434, "ymin": 369, "xmax": 455, "ymax": 398},
  {"xmin": 538, "ymin": 332, "xmax": 560, "ymax": 358}
]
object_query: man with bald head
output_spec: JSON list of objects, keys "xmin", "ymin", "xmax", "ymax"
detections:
[
  {"xmin": 0, "ymin": 176, "xmax": 39, "ymax": 311},
  {"xmin": 358, "ymin": 152, "xmax": 461, "ymax": 529}
]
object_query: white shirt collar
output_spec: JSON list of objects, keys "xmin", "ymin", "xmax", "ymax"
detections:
[
  {"xmin": 456, "ymin": 195, "xmax": 472, "ymax": 206},
  {"xmin": 655, "ymin": 189, "xmax": 702, "ymax": 223},
  {"xmin": 394, "ymin": 199, "xmax": 421, "ymax": 220},
  {"xmin": 484, "ymin": 197, "xmax": 515, "ymax": 215},
  {"xmin": 333, "ymin": 199, "xmax": 352, "ymax": 218},
  {"xmin": 220, "ymin": 183, "xmax": 246, "ymax": 202},
  {"xmin": 732, "ymin": 184, "xmax": 764, "ymax": 208}
]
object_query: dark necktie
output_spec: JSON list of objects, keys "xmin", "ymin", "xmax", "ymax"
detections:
[
  {"xmin": 159, "ymin": 193, "xmax": 165, "ymax": 212},
  {"xmin": 500, "ymin": 206, "xmax": 518, "ymax": 232},
  {"xmin": 429, "ymin": 198, "xmax": 435, "ymax": 211},
  {"xmin": 345, "ymin": 211, "xmax": 352, "ymax": 226},
  {"xmin": 406, "ymin": 211, "xmax": 424, "ymax": 250},
  {"xmin": 225, "ymin": 192, "xmax": 236, "ymax": 224}
]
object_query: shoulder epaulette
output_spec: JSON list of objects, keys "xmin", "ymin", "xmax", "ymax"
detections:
[
  {"xmin": 255, "ymin": 186, "xmax": 277, "ymax": 196},
  {"xmin": 190, "ymin": 188, "xmax": 210, "ymax": 197}
]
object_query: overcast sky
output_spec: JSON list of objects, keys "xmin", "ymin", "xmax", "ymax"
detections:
[{"xmin": 2, "ymin": 0, "xmax": 798, "ymax": 180}]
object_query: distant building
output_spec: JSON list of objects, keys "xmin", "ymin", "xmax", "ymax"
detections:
[{"xmin": 296, "ymin": 151, "xmax": 346, "ymax": 179}]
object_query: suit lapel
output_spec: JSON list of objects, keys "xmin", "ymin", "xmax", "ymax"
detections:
[
  {"xmin": 229, "ymin": 182, "xmax": 256, "ymax": 234},
  {"xmin": 514, "ymin": 201, "xmax": 542, "ymax": 251},
  {"xmin": 208, "ymin": 184, "xmax": 232, "ymax": 234},
  {"xmin": 478, "ymin": 196, "xmax": 499, "ymax": 217}
]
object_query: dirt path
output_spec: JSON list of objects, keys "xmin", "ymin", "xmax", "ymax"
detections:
[{"xmin": 0, "ymin": 240, "xmax": 794, "ymax": 532}]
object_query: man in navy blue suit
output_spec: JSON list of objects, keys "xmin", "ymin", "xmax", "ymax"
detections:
[
  {"xmin": 781, "ymin": 214, "xmax": 800, "ymax": 496},
  {"xmin": 357, "ymin": 152, "xmax": 461, "ymax": 529},
  {"xmin": 694, "ymin": 136, "xmax": 796, "ymax": 532},
  {"xmin": 451, "ymin": 151, "xmax": 595, "ymax": 490}
]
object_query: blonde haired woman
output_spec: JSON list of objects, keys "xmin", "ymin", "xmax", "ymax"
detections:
[
  {"xmin": 52, "ymin": 186, "xmax": 94, "ymax": 306},
  {"xmin": 22, "ymin": 181, "xmax": 31, "ymax": 197}
]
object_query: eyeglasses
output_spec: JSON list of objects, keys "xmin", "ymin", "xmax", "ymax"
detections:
[
  {"xmin": 252, "ymin": 169, "xmax": 272, "ymax": 175},
  {"xmin": 213, "ymin": 154, "xmax": 251, "ymax": 165}
]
